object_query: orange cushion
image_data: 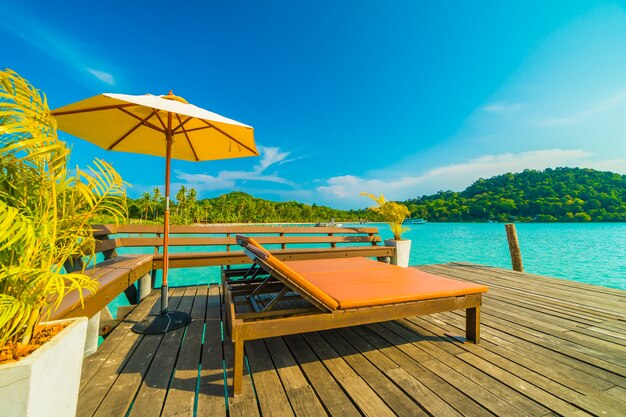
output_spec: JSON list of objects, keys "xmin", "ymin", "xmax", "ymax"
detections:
[
  {"xmin": 237, "ymin": 235, "xmax": 487, "ymax": 311},
  {"xmin": 265, "ymin": 256, "xmax": 340, "ymax": 311},
  {"xmin": 282, "ymin": 258, "xmax": 488, "ymax": 309}
]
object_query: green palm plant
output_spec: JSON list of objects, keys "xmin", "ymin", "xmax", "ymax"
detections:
[
  {"xmin": 152, "ymin": 187, "xmax": 163, "ymax": 220},
  {"xmin": 0, "ymin": 69, "xmax": 127, "ymax": 359},
  {"xmin": 361, "ymin": 192, "xmax": 410, "ymax": 240},
  {"xmin": 138, "ymin": 192, "xmax": 154, "ymax": 221}
]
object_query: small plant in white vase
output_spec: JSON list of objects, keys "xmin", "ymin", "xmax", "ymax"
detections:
[{"xmin": 361, "ymin": 192, "xmax": 411, "ymax": 267}]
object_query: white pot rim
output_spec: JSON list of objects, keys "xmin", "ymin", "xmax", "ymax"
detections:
[{"xmin": 0, "ymin": 317, "xmax": 87, "ymax": 369}]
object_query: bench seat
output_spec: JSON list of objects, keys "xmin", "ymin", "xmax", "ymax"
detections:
[{"xmin": 50, "ymin": 254, "xmax": 153, "ymax": 320}]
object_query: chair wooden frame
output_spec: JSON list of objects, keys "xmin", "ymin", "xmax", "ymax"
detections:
[{"xmin": 224, "ymin": 236, "xmax": 485, "ymax": 396}]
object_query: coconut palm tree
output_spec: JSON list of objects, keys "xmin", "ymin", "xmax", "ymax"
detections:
[
  {"xmin": 0, "ymin": 69, "xmax": 127, "ymax": 359},
  {"xmin": 152, "ymin": 187, "xmax": 163, "ymax": 220},
  {"xmin": 138, "ymin": 192, "xmax": 153, "ymax": 222}
]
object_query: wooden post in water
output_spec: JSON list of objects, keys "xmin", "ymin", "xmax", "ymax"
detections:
[{"xmin": 505, "ymin": 223, "xmax": 524, "ymax": 272}]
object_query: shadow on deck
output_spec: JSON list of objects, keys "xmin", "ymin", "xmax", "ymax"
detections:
[{"xmin": 77, "ymin": 263, "xmax": 626, "ymax": 417}]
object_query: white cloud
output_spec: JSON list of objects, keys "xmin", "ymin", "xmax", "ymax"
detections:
[
  {"xmin": 536, "ymin": 88, "xmax": 626, "ymax": 127},
  {"xmin": 173, "ymin": 146, "xmax": 296, "ymax": 191},
  {"xmin": 86, "ymin": 68, "xmax": 115, "ymax": 86},
  {"xmin": 174, "ymin": 172, "xmax": 234, "ymax": 190},
  {"xmin": 315, "ymin": 149, "xmax": 621, "ymax": 208},
  {"xmin": 482, "ymin": 102, "xmax": 524, "ymax": 114},
  {"xmin": 581, "ymin": 157, "xmax": 626, "ymax": 173},
  {"xmin": 255, "ymin": 146, "xmax": 290, "ymax": 171}
]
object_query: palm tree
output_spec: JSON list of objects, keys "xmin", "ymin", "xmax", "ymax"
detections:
[
  {"xmin": 152, "ymin": 187, "xmax": 163, "ymax": 220},
  {"xmin": 186, "ymin": 187, "xmax": 198, "ymax": 223},
  {"xmin": 219, "ymin": 194, "xmax": 227, "ymax": 223},
  {"xmin": 138, "ymin": 192, "xmax": 153, "ymax": 222},
  {"xmin": 174, "ymin": 185, "xmax": 187, "ymax": 222},
  {"xmin": 201, "ymin": 200, "xmax": 213, "ymax": 223}
]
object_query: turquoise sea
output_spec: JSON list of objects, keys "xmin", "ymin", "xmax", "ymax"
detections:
[
  {"xmin": 395, "ymin": 222, "xmax": 626, "ymax": 290},
  {"xmin": 111, "ymin": 222, "xmax": 626, "ymax": 316}
]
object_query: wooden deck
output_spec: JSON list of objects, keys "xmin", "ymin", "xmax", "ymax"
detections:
[{"xmin": 77, "ymin": 263, "xmax": 626, "ymax": 416}]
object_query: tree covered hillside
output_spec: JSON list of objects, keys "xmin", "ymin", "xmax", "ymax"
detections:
[
  {"xmin": 128, "ymin": 188, "xmax": 375, "ymax": 224},
  {"xmin": 124, "ymin": 167, "xmax": 625, "ymax": 224},
  {"xmin": 405, "ymin": 167, "xmax": 626, "ymax": 222}
]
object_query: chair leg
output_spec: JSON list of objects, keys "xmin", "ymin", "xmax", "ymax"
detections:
[
  {"xmin": 233, "ymin": 339, "xmax": 244, "ymax": 396},
  {"xmin": 466, "ymin": 306, "xmax": 480, "ymax": 343}
]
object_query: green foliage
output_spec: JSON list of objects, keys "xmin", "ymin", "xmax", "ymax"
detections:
[
  {"xmin": 405, "ymin": 168, "xmax": 626, "ymax": 222},
  {"xmin": 0, "ymin": 69, "xmax": 127, "ymax": 354},
  {"xmin": 360, "ymin": 192, "xmax": 410, "ymax": 239},
  {"xmin": 127, "ymin": 190, "xmax": 381, "ymax": 225},
  {"xmin": 125, "ymin": 167, "xmax": 625, "ymax": 226}
]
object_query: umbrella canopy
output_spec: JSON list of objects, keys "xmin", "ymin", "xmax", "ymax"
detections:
[
  {"xmin": 52, "ymin": 92, "xmax": 257, "ymax": 160},
  {"xmin": 52, "ymin": 92, "xmax": 258, "ymax": 333}
]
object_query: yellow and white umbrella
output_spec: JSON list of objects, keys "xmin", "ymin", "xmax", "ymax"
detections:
[{"xmin": 53, "ymin": 91, "xmax": 258, "ymax": 333}]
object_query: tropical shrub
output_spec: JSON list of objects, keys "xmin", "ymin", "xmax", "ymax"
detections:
[
  {"xmin": 361, "ymin": 192, "xmax": 410, "ymax": 240},
  {"xmin": 0, "ymin": 69, "xmax": 127, "ymax": 361}
]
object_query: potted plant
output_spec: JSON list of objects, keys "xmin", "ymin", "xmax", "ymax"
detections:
[
  {"xmin": 361, "ymin": 192, "xmax": 411, "ymax": 267},
  {"xmin": 0, "ymin": 69, "xmax": 127, "ymax": 416}
]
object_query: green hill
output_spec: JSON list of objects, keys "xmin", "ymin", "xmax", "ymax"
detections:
[
  {"xmin": 405, "ymin": 167, "xmax": 626, "ymax": 222},
  {"xmin": 128, "ymin": 189, "xmax": 376, "ymax": 224},
  {"xmin": 127, "ymin": 167, "xmax": 625, "ymax": 224}
]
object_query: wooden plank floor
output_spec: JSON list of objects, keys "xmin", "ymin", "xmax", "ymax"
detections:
[{"xmin": 77, "ymin": 263, "xmax": 626, "ymax": 416}]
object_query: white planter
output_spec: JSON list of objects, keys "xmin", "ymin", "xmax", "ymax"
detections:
[
  {"xmin": 0, "ymin": 317, "xmax": 87, "ymax": 417},
  {"xmin": 385, "ymin": 239, "xmax": 412, "ymax": 268}
]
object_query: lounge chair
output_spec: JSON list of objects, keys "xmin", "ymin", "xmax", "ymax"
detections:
[{"xmin": 224, "ymin": 235, "xmax": 489, "ymax": 395}]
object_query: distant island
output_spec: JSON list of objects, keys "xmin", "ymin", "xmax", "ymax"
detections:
[
  {"xmin": 125, "ymin": 167, "xmax": 625, "ymax": 224},
  {"xmin": 405, "ymin": 167, "xmax": 625, "ymax": 222}
]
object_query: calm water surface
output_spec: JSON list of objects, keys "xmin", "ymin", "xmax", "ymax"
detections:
[{"xmin": 394, "ymin": 222, "xmax": 626, "ymax": 290}]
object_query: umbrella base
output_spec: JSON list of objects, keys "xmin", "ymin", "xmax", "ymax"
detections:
[{"xmin": 131, "ymin": 311, "xmax": 192, "ymax": 334}]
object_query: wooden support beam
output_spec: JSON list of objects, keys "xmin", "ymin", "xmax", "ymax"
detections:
[
  {"xmin": 505, "ymin": 223, "xmax": 524, "ymax": 272},
  {"xmin": 262, "ymin": 287, "xmax": 289, "ymax": 312}
]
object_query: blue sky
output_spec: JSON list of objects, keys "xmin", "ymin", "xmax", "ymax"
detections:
[{"xmin": 3, "ymin": 1, "xmax": 626, "ymax": 208}]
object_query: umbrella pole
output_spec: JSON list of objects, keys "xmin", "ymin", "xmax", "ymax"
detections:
[
  {"xmin": 132, "ymin": 115, "xmax": 191, "ymax": 334},
  {"xmin": 161, "ymin": 131, "xmax": 172, "ymax": 314}
]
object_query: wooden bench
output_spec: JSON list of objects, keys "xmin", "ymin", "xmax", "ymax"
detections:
[
  {"xmin": 92, "ymin": 224, "xmax": 395, "ymax": 270},
  {"xmin": 49, "ymin": 251, "xmax": 154, "ymax": 357}
]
